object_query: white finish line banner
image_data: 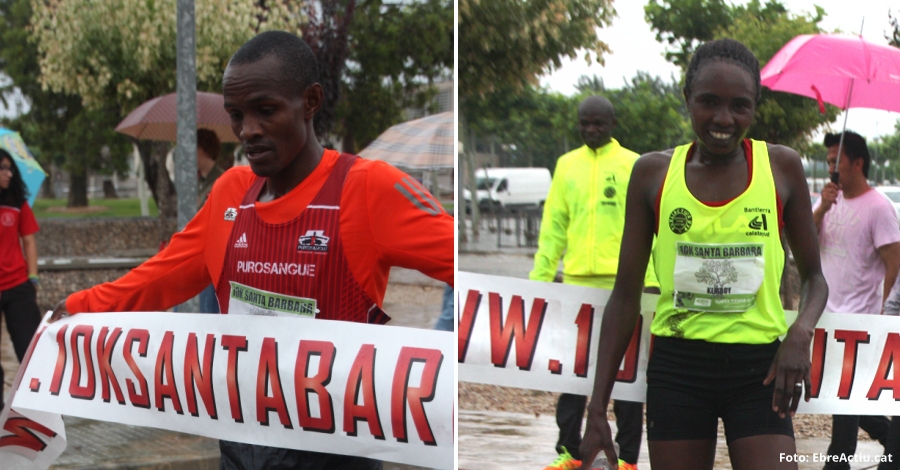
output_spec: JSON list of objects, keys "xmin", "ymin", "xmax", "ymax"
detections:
[
  {"xmin": 4, "ymin": 312, "xmax": 454, "ymax": 469},
  {"xmin": 458, "ymin": 271, "xmax": 900, "ymax": 415}
]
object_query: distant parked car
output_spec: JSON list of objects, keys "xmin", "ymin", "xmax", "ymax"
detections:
[
  {"xmin": 463, "ymin": 167, "xmax": 552, "ymax": 212},
  {"xmin": 874, "ymin": 186, "xmax": 900, "ymax": 222}
]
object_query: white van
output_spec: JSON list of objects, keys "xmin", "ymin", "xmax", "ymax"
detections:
[{"xmin": 464, "ymin": 167, "xmax": 552, "ymax": 211}]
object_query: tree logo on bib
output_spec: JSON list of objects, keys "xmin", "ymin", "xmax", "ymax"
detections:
[
  {"xmin": 603, "ymin": 186, "xmax": 616, "ymax": 198},
  {"xmin": 668, "ymin": 208, "xmax": 692, "ymax": 234},
  {"xmin": 695, "ymin": 259, "xmax": 738, "ymax": 298},
  {"xmin": 298, "ymin": 230, "xmax": 330, "ymax": 253}
]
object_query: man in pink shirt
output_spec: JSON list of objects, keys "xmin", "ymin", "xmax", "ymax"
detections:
[{"xmin": 813, "ymin": 130, "xmax": 900, "ymax": 470}]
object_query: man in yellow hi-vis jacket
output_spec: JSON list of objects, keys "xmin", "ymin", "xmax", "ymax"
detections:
[{"xmin": 531, "ymin": 95, "xmax": 657, "ymax": 470}]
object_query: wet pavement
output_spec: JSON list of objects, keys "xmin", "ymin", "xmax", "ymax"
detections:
[
  {"xmin": 458, "ymin": 409, "xmax": 887, "ymax": 470},
  {"xmin": 1, "ymin": 267, "xmax": 444, "ymax": 470}
]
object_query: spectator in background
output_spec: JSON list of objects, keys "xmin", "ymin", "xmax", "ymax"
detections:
[
  {"xmin": 197, "ymin": 128, "xmax": 224, "ymax": 207},
  {"xmin": 530, "ymin": 95, "xmax": 657, "ymax": 470},
  {"xmin": 813, "ymin": 131, "xmax": 900, "ymax": 469},
  {"xmin": 196, "ymin": 128, "xmax": 224, "ymax": 313},
  {"xmin": 0, "ymin": 149, "xmax": 41, "ymax": 409},
  {"xmin": 433, "ymin": 284, "xmax": 453, "ymax": 332}
]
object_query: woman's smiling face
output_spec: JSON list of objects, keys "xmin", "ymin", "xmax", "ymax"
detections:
[{"xmin": 685, "ymin": 60, "xmax": 757, "ymax": 158}]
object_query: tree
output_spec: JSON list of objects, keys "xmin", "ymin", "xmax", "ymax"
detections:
[
  {"xmin": 459, "ymin": 0, "xmax": 614, "ymax": 97},
  {"xmin": 577, "ymin": 72, "xmax": 692, "ymax": 155},
  {"xmin": 462, "ymin": 85, "xmax": 578, "ymax": 171},
  {"xmin": 804, "ymin": 141, "xmax": 828, "ymax": 191},
  {"xmin": 459, "ymin": 0, "xmax": 615, "ymax": 236},
  {"xmin": 337, "ymin": 0, "xmax": 452, "ymax": 153},
  {"xmin": 873, "ymin": 123, "xmax": 900, "ymax": 183},
  {"xmin": 645, "ymin": 0, "xmax": 839, "ymax": 149},
  {"xmin": 1, "ymin": 0, "xmax": 128, "ymax": 207},
  {"xmin": 462, "ymin": 72, "xmax": 692, "ymax": 174},
  {"xmin": 303, "ymin": 0, "xmax": 354, "ymax": 138},
  {"xmin": 30, "ymin": 0, "xmax": 299, "ymax": 226},
  {"xmin": 888, "ymin": 9, "xmax": 900, "ymax": 48},
  {"xmin": 644, "ymin": 0, "xmax": 732, "ymax": 69}
]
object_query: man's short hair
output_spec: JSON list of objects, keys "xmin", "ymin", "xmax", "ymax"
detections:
[
  {"xmin": 227, "ymin": 30, "xmax": 319, "ymax": 96},
  {"xmin": 824, "ymin": 131, "xmax": 870, "ymax": 178},
  {"xmin": 197, "ymin": 128, "xmax": 220, "ymax": 161}
]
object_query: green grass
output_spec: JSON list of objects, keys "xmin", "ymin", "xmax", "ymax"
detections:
[{"xmin": 32, "ymin": 198, "xmax": 159, "ymax": 218}]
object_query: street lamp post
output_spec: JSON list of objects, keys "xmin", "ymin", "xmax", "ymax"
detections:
[{"xmin": 176, "ymin": 0, "xmax": 199, "ymax": 312}]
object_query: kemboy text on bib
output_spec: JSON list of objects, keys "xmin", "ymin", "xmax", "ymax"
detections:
[{"xmin": 673, "ymin": 242, "xmax": 765, "ymax": 313}]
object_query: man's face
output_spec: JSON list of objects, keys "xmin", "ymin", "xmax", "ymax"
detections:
[
  {"xmin": 223, "ymin": 55, "xmax": 308, "ymax": 178},
  {"xmin": 578, "ymin": 108, "xmax": 615, "ymax": 150},
  {"xmin": 826, "ymin": 145, "xmax": 859, "ymax": 183}
]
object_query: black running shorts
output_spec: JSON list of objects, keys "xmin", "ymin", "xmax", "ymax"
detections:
[{"xmin": 645, "ymin": 336, "xmax": 794, "ymax": 444}]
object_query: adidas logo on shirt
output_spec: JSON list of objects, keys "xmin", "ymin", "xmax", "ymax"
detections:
[{"xmin": 234, "ymin": 233, "xmax": 248, "ymax": 249}]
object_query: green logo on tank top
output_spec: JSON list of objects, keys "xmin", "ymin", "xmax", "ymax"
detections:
[{"xmin": 669, "ymin": 207, "xmax": 692, "ymax": 234}]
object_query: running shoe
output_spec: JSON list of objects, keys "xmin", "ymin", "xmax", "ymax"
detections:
[
  {"xmin": 617, "ymin": 460, "xmax": 638, "ymax": 470},
  {"xmin": 543, "ymin": 447, "xmax": 582, "ymax": 470}
]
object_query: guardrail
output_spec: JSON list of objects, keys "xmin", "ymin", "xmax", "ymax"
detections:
[{"xmin": 478, "ymin": 206, "xmax": 542, "ymax": 249}]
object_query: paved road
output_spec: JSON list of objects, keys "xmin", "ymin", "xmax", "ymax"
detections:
[{"xmin": 459, "ymin": 409, "xmax": 886, "ymax": 470}]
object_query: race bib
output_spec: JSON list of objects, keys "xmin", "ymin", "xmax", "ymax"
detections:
[
  {"xmin": 228, "ymin": 281, "xmax": 318, "ymax": 318},
  {"xmin": 672, "ymin": 242, "xmax": 765, "ymax": 313}
]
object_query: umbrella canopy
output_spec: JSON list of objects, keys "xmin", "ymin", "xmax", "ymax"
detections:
[
  {"xmin": 115, "ymin": 91, "xmax": 237, "ymax": 143},
  {"xmin": 358, "ymin": 112, "xmax": 454, "ymax": 170},
  {"xmin": 761, "ymin": 34, "xmax": 900, "ymax": 112},
  {"xmin": 0, "ymin": 128, "xmax": 45, "ymax": 207}
]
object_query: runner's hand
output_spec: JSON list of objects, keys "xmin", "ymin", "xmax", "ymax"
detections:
[
  {"xmin": 579, "ymin": 405, "xmax": 617, "ymax": 470},
  {"xmin": 764, "ymin": 325, "xmax": 813, "ymax": 418},
  {"xmin": 49, "ymin": 298, "xmax": 70, "ymax": 323}
]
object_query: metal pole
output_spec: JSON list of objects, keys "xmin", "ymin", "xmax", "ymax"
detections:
[
  {"xmin": 133, "ymin": 144, "xmax": 149, "ymax": 216},
  {"xmin": 176, "ymin": 0, "xmax": 199, "ymax": 312},
  {"xmin": 832, "ymin": 79, "xmax": 855, "ymax": 184}
]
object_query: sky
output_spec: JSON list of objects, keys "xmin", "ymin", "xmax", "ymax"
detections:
[{"xmin": 540, "ymin": 0, "xmax": 900, "ymax": 140}]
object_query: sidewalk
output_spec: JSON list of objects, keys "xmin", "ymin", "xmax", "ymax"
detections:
[{"xmin": 1, "ymin": 268, "xmax": 442, "ymax": 470}]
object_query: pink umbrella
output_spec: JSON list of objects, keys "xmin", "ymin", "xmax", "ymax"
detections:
[
  {"xmin": 761, "ymin": 34, "xmax": 900, "ymax": 176},
  {"xmin": 115, "ymin": 91, "xmax": 238, "ymax": 143}
]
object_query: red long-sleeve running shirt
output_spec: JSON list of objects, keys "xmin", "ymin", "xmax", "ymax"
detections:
[{"xmin": 66, "ymin": 150, "xmax": 453, "ymax": 314}]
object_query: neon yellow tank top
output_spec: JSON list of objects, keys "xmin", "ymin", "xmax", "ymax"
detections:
[{"xmin": 652, "ymin": 139, "xmax": 786, "ymax": 344}]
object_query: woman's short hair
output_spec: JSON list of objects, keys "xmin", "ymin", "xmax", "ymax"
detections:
[{"xmin": 685, "ymin": 38, "xmax": 761, "ymax": 101}]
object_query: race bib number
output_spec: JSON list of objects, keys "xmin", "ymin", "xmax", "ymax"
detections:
[
  {"xmin": 228, "ymin": 281, "xmax": 318, "ymax": 318},
  {"xmin": 673, "ymin": 242, "xmax": 765, "ymax": 313}
]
